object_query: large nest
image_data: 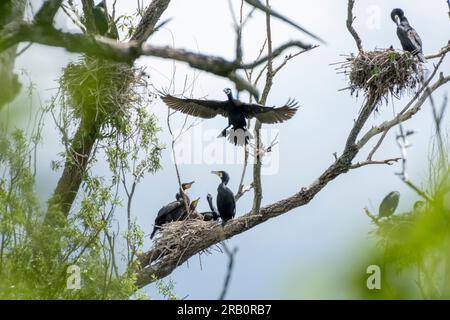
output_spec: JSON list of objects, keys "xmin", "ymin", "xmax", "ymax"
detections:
[
  {"xmin": 338, "ymin": 49, "xmax": 424, "ymax": 102},
  {"xmin": 60, "ymin": 57, "xmax": 143, "ymax": 126},
  {"xmin": 148, "ymin": 218, "xmax": 221, "ymax": 262}
]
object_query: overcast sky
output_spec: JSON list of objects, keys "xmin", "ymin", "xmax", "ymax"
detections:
[{"xmin": 6, "ymin": 0, "xmax": 450, "ymax": 299}]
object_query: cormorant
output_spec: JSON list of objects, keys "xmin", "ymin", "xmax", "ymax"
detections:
[
  {"xmin": 150, "ymin": 198, "xmax": 199, "ymax": 239},
  {"xmin": 161, "ymin": 88, "xmax": 298, "ymax": 145},
  {"xmin": 200, "ymin": 193, "xmax": 220, "ymax": 221},
  {"xmin": 150, "ymin": 183, "xmax": 195, "ymax": 239},
  {"xmin": 378, "ymin": 191, "xmax": 400, "ymax": 218},
  {"xmin": 211, "ymin": 171, "xmax": 236, "ymax": 225},
  {"xmin": 390, "ymin": 8, "xmax": 425, "ymax": 63},
  {"xmin": 175, "ymin": 181, "xmax": 195, "ymax": 204},
  {"xmin": 92, "ymin": 2, "xmax": 119, "ymax": 39}
]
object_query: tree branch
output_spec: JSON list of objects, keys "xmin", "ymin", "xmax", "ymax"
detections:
[
  {"xmin": 346, "ymin": 0, "xmax": 363, "ymax": 52},
  {"xmin": 34, "ymin": 0, "xmax": 64, "ymax": 25}
]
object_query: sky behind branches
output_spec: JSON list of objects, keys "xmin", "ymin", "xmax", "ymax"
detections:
[{"xmin": 7, "ymin": 0, "xmax": 450, "ymax": 299}]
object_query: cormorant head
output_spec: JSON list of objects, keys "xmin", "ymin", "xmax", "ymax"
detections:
[
  {"xmin": 391, "ymin": 8, "xmax": 405, "ymax": 25},
  {"xmin": 211, "ymin": 170, "xmax": 230, "ymax": 184},
  {"xmin": 223, "ymin": 88, "xmax": 233, "ymax": 98},
  {"xmin": 181, "ymin": 181, "xmax": 195, "ymax": 190},
  {"xmin": 190, "ymin": 198, "xmax": 200, "ymax": 210},
  {"xmin": 206, "ymin": 193, "xmax": 213, "ymax": 202}
]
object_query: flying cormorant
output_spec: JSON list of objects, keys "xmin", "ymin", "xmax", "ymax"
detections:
[
  {"xmin": 378, "ymin": 191, "xmax": 400, "ymax": 218},
  {"xmin": 200, "ymin": 193, "xmax": 220, "ymax": 221},
  {"xmin": 161, "ymin": 88, "xmax": 298, "ymax": 145},
  {"xmin": 92, "ymin": 2, "xmax": 119, "ymax": 39},
  {"xmin": 390, "ymin": 8, "xmax": 425, "ymax": 63},
  {"xmin": 150, "ymin": 183, "xmax": 195, "ymax": 239},
  {"xmin": 211, "ymin": 171, "xmax": 236, "ymax": 225}
]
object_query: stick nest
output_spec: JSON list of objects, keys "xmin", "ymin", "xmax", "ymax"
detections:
[
  {"xmin": 60, "ymin": 57, "xmax": 144, "ymax": 125},
  {"xmin": 339, "ymin": 49, "xmax": 424, "ymax": 102},
  {"xmin": 151, "ymin": 218, "xmax": 220, "ymax": 259}
]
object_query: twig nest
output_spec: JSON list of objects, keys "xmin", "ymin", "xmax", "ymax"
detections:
[
  {"xmin": 60, "ymin": 57, "xmax": 140, "ymax": 126},
  {"xmin": 340, "ymin": 49, "xmax": 423, "ymax": 102}
]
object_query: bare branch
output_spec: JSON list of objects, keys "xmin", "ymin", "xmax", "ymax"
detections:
[
  {"xmin": 218, "ymin": 244, "xmax": 238, "ymax": 300},
  {"xmin": 131, "ymin": 0, "xmax": 171, "ymax": 42},
  {"xmin": 357, "ymin": 74, "xmax": 450, "ymax": 149},
  {"xmin": 346, "ymin": 0, "xmax": 363, "ymax": 52},
  {"xmin": 34, "ymin": 0, "xmax": 63, "ymax": 25},
  {"xmin": 350, "ymin": 158, "xmax": 400, "ymax": 169},
  {"xmin": 242, "ymin": 0, "xmax": 325, "ymax": 44},
  {"xmin": 425, "ymin": 43, "xmax": 450, "ymax": 60}
]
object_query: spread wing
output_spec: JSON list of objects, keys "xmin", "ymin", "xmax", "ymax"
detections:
[
  {"xmin": 161, "ymin": 94, "xmax": 229, "ymax": 119},
  {"xmin": 241, "ymin": 98, "xmax": 299, "ymax": 123}
]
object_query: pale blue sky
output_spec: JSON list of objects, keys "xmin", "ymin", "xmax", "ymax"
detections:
[{"xmin": 5, "ymin": 0, "xmax": 450, "ymax": 299}]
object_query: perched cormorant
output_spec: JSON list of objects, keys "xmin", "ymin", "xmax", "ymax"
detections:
[
  {"xmin": 200, "ymin": 194, "xmax": 220, "ymax": 221},
  {"xmin": 161, "ymin": 88, "xmax": 298, "ymax": 145},
  {"xmin": 390, "ymin": 8, "xmax": 425, "ymax": 63},
  {"xmin": 150, "ymin": 183, "xmax": 195, "ymax": 239},
  {"xmin": 211, "ymin": 171, "xmax": 236, "ymax": 225},
  {"xmin": 92, "ymin": 2, "xmax": 119, "ymax": 39},
  {"xmin": 378, "ymin": 191, "xmax": 400, "ymax": 218}
]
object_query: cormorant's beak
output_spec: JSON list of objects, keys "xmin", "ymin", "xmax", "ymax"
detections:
[
  {"xmin": 191, "ymin": 198, "xmax": 200, "ymax": 208},
  {"xmin": 211, "ymin": 171, "xmax": 223, "ymax": 178},
  {"xmin": 394, "ymin": 15, "xmax": 400, "ymax": 26},
  {"xmin": 183, "ymin": 181, "xmax": 195, "ymax": 190}
]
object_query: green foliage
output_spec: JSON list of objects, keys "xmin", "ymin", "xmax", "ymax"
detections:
[
  {"xmin": 349, "ymin": 173, "xmax": 450, "ymax": 299},
  {"xmin": 0, "ymin": 128, "xmax": 143, "ymax": 299}
]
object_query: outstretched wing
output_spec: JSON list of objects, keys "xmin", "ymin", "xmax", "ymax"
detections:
[
  {"xmin": 161, "ymin": 94, "xmax": 229, "ymax": 119},
  {"xmin": 241, "ymin": 99, "xmax": 299, "ymax": 124}
]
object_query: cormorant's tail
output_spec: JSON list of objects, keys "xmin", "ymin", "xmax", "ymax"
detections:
[{"xmin": 225, "ymin": 129, "xmax": 253, "ymax": 146}]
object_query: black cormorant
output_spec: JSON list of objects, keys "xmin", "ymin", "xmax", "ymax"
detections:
[
  {"xmin": 150, "ymin": 183, "xmax": 195, "ymax": 239},
  {"xmin": 200, "ymin": 193, "xmax": 220, "ymax": 221},
  {"xmin": 211, "ymin": 171, "xmax": 236, "ymax": 225},
  {"xmin": 92, "ymin": 2, "xmax": 119, "ymax": 39},
  {"xmin": 150, "ymin": 198, "xmax": 199, "ymax": 239},
  {"xmin": 161, "ymin": 88, "xmax": 298, "ymax": 145},
  {"xmin": 390, "ymin": 8, "xmax": 425, "ymax": 63},
  {"xmin": 379, "ymin": 191, "xmax": 400, "ymax": 218}
]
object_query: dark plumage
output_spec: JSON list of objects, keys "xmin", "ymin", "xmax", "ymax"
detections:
[
  {"xmin": 379, "ymin": 191, "xmax": 400, "ymax": 218},
  {"xmin": 150, "ymin": 182, "xmax": 195, "ymax": 239},
  {"xmin": 212, "ymin": 171, "xmax": 236, "ymax": 225},
  {"xmin": 200, "ymin": 193, "xmax": 220, "ymax": 221},
  {"xmin": 161, "ymin": 88, "xmax": 298, "ymax": 145},
  {"xmin": 93, "ymin": 2, "xmax": 118, "ymax": 39},
  {"xmin": 390, "ymin": 8, "xmax": 425, "ymax": 63}
]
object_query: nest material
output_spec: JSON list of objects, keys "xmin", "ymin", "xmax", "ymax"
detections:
[
  {"xmin": 60, "ymin": 57, "xmax": 138, "ymax": 124},
  {"xmin": 151, "ymin": 218, "xmax": 220, "ymax": 258},
  {"xmin": 339, "ymin": 49, "xmax": 424, "ymax": 102}
]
